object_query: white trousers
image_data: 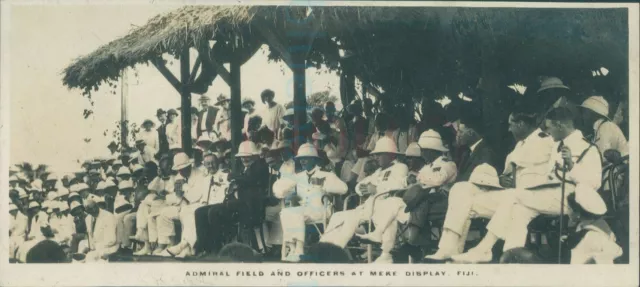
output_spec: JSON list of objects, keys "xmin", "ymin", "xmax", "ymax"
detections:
[
  {"xmin": 487, "ymin": 185, "xmax": 574, "ymax": 251},
  {"xmin": 280, "ymin": 206, "xmax": 324, "ymax": 244},
  {"xmin": 265, "ymin": 205, "xmax": 283, "ymax": 245},
  {"xmin": 157, "ymin": 206, "xmax": 180, "ymax": 245},
  {"xmin": 320, "ymin": 197, "xmax": 405, "ymax": 251},
  {"xmin": 571, "ymin": 230, "xmax": 623, "ymax": 264},
  {"xmin": 115, "ymin": 210, "xmax": 132, "ymax": 248},
  {"xmin": 157, "ymin": 203, "xmax": 202, "ymax": 247},
  {"xmin": 439, "ymin": 182, "xmax": 512, "ymax": 253}
]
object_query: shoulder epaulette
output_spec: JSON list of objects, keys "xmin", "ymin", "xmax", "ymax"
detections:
[{"xmin": 538, "ymin": 132, "xmax": 550, "ymax": 138}]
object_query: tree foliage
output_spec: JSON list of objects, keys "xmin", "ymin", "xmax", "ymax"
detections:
[{"xmin": 285, "ymin": 90, "xmax": 338, "ymax": 110}]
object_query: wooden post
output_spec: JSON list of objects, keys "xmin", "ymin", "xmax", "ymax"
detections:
[
  {"xmin": 180, "ymin": 48, "xmax": 193, "ymax": 156},
  {"xmin": 229, "ymin": 54, "xmax": 242, "ymax": 175},
  {"xmin": 292, "ymin": 53, "xmax": 307, "ymax": 151}
]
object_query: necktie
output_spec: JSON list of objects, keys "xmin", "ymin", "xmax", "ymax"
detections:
[{"xmin": 91, "ymin": 216, "xmax": 97, "ymax": 237}]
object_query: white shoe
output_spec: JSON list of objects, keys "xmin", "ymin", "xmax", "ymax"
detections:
[
  {"xmin": 374, "ymin": 253, "xmax": 393, "ymax": 264},
  {"xmin": 166, "ymin": 243, "xmax": 185, "ymax": 256},
  {"xmin": 284, "ymin": 254, "xmax": 302, "ymax": 262},
  {"xmin": 424, "ymin": 250, "xmax": 454, "ymax": 261},
  {"xmin": 450, "ymin": 249, "xmax": 492, "ymax": 263},
  {"xmin": 133, "ymin": 246, "xmax": 151, "ymax": 256},
  {"xmin": 176, "ymin": 245, "xmax": 193, "ymax": 258},
  {"xmin": 152, "ymin": 248, "xmax": 166, "ymax": 256}
]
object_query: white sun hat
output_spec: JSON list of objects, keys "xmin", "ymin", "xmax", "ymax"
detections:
[
  {"xmin": 172, "ymin": 152, "xmax": 194, "ymax": 170},
  {"xmin": 76, "ymin": 183, "xmax": 90, "ymax": 193},
  {"xmin": 469, "ymin": 164, "xmax": 503, "ymax": 189},
  {"xmin": 113, "ymin": 159, "xmax": 123, "ymax": 167},
  {"xmin": 59, "ymin": 201, "xmax": 70, "ymax": 212},
  {"xmin": 69, "ymin": 201, "xmax": 83, "ymax": 213},
  {"xmin": 118, "ymin": 180, "xmax": 134, "ymax": 191},
  {"xmin": 56, "ymin": 187, "xmax": 70, "ymax": 198},
  {"xmin": 68, "ymin": 192, "xmax": 81, "ymax": 201},
  {"xmin": 46, "ymin": 173, "xmax": 59, "ymax": 183},
  {"xmin": 537, "ymin": 77, "xmax": 570, "ymax": 93},
  {"xmin": 28, "ymin": 201, "xmax": 40, "ymax": 209},
  {"xmin": 418, "ymin": 129, "xmax": 449, "ymax": 152},
  {"xmin": 46, "ymin": 191, "xmax": 58, "ymax": 201},
  {"xmin": 574, "ymin": 185, "xmax": 608, "ymax": 216},
  {"xmin": 235, "ymin": 141, "xmax": 260, "ymax": 157},
  {"xmin": 16, "ymin": 187, "xmax": 28, "ymax": 199},
  {"xmin": 581, "ymin": 96, "xmax": 610, "ymax": 119},
  {"xmin": 9, "ymin": 175, "xmax": 19, "ymax": 183},
  {"xmin": 405, "ymin": 142, "xmax": 422, "ymax": 158},
  {"xmin": 295, "ymin": 143, "xmax": 319, "ymax": 158},
  {"xmin": 117, "ymin": 166, "xmax": 132, "ymax": 177},
  {"xmin": 9, "ymin": 203, "xmax": 18, "ymax": 212},
  {"xmin": 96, "ymin": 181, "xmax": 108, "ymax": 191},
  {"xmin": 370, "ymin": 137, "xmax": 400, "ymax": 155},
  {"xmin": 131, "ymin": 164, "xmax": 144, "ymax": 174}
]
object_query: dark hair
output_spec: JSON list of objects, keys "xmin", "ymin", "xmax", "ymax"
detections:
[
  {"xmin": 300, "ymin": 243, "xmax": 352, "ymax": 263},
  {"xmin": 217, "ymin": 242, "xmax": 262, "ymax": 263},
  {"xmin": 325, "ymin": 101, "xmax": 336, "ymax": 110},
  {"xmin": 260, "ymin": 89, "xmax": 275, "ymax": 99},
  {"xmin": 311, "ymin": 107, "xmax": 325, "ymax": 121},
  {"xmin": 546, "ymin": 107, "xmax": 575, "ymax": 125},
  {"xmin": 499, "ymin": 247, "xmax": 542, "ymax": 264},
  {"xmin": 375, "ymin": 112, "xmax": 390, "ymax": 131},
  {"xmin": 510, "ymin": 110, "xmax": 538, "ymax": 127}
]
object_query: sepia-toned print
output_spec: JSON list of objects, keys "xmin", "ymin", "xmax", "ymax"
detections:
[{"xmin": 1, "ymin": 1, "xmax": 637, "ymax": 287}]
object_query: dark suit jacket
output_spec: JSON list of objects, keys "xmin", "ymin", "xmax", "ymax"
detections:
[
  {"xmin": 457, "ymin": 139, "xmax": 497, "ymax": 182},
  {"xmin": 197, "ymin": 106, "xmax": 219, "ymax": 138},
  {"xmin": 230, "ymin": 159, "xmax": 270, "ymax": 228},
  {"xmin": 157, "ymin": 124, "xmax": 169, "ymax": 155}
]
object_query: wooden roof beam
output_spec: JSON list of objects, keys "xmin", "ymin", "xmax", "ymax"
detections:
[
  {"xmin": 152, "ymin": 58, "xmax": 181, "ymax": 93},
  {"xmin": 253, "ymin": 23, "xmax": 294, "ymax": 70}
]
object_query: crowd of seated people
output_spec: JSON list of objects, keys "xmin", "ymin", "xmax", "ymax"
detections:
[{"xmin": 8, "ymin": 80, "xmax": 629, "ymax": 264}]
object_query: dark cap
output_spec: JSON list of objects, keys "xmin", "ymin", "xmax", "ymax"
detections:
[{"xmin": 156, "ymin": 109, "xmax": 166, "ymax": 117}]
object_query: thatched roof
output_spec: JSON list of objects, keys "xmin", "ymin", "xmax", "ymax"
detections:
[
  {"xmin": 62, "ymin": 5, "xmax": 627, "ymax": 101},
  {"xmin": 62, "ymin": 6, "xmax": 432, "ymax": 94}
]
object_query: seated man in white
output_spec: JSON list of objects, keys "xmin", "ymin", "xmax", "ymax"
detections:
[
  {"xmin": 158, "ymin": 152, "xmax": 210, "ymax": 258},
  {"xmin": 274, "ymin": 143, "xmax": 348, "ymax": 262},
  {"xmin": 319, "ymin": 137, "xmax": 408, "ymax": 263},
  {"xmin": 356, "ymin": 130, "xmax": 458, "ymax": 262},
  {"xmin": 83, "ymin": 198, "xmax": 119, "ymax": 262},
  {"xmin": 426, "ymin": 109, "xmax": 555, "ymax": 261},
  {"xmin": 453, "ymin": 107, "xmax": 602, "ymax": 263}
]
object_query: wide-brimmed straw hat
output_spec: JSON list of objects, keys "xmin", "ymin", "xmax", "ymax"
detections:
[
  {"xmin": 215, "ymin": 94, "xmax": 230, "ymax": 106},
  {"xmin": 9, "ymin": 203, "xmax": 18, "ymax": 212},
  {"xmin": 537, "ymin": 77, "xmax": 570, "ymax": 93},
  {"xmin": 296, "ymin": 143, "xmax": 320, "ymax": 159},
  {"xmin": 581, "ymin": 96, "xmax": 610, "ymax": 120},
  {"xmin": 370, "ymin": 137, "xmax": 400, "ymax": 155},
  {"xmin": 172, "ymin": 152, "xmax": 194, "ymax": 170},
  {"xmin": 56, "ymin": 188, "xmax": 70, "ymax": 198},
  {"xmin": 469, "ymin": 164, "xmax": 503, "ymax": 189},
  {"xmin": 235, "ymin": 141, "xmax": 260, "ymax": 158},
  {"xmin": 418, "ymin": 129, "xmax": 449, "ymax": 152}
]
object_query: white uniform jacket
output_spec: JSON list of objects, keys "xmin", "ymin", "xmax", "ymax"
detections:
[
  {"xmin": 85, "ymin": 209, "xmax": 119, "ymax": 258},
  {"xmin": 273, "ymin": 166, "xmax": 348, "ymax": 210}
]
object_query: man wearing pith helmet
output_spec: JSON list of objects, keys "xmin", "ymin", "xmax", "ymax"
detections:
[
  {"xmin": 320, "ymin": 137, "xmax": 409, "ymax": 263},
  {"xmin": 273, "ymin": 143, "xmax": 348, "ymax": 262},
  {"xmin": 157, "ymin": 152, "xmax": 210, "ymax": 258},
  {"xmin": 206, "ymin": 140, "xmax": 270, "ymax": 254},
  {"xmin": 579, "ymin": 95, "xmax": 628, "ymax": 164}
]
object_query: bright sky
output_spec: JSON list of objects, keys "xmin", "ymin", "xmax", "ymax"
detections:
[{"xmin": 9, "ymin": 5, "xmax": 340, "ymax": 174}]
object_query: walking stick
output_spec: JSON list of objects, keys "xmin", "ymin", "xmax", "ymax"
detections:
[{"xmin": 558, "ymin": 161, "xmax": 567, "ymax": 264}]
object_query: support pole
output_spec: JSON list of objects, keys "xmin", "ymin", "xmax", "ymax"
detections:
[
  {"xmin": 180, "ymin": 49, "xmax": 193, "ymax": 156},
  {"xmin": 120, "ymin": 69, "xmax": 129, "ymax": 149},
  {"xmin": 292, "ymin": 53, "xmax": 307, "ymax": 152},
  {"xmin": 229, "ymin": 54, "xmax": 242, "ymax": 175}
]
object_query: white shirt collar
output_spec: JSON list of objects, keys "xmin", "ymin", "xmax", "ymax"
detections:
[
  {"xmin": 306, "ymin": 166, "xmax": 320, "ymax": 175},
  {"xmin": 469, "ymin": 139, "xmax": 483, "ymax": 152}
]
